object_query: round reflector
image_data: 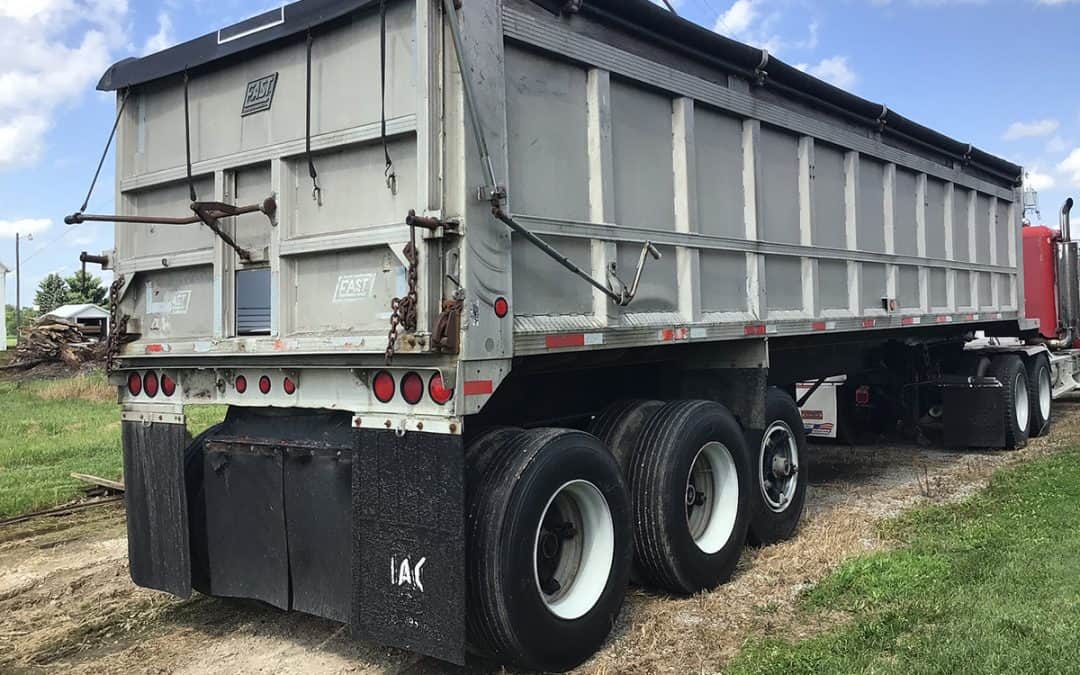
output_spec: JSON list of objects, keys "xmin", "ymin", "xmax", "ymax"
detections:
[
  {"xmin": 494, "ymin": 296, "xmax": 509, "ymax": 318},
  {"xmin": 259, "ymin": 376, "xmax": 272, "ymax": 395},
  {"xmin": 283, "ymin": 377, "xmax": 297, "ymax": 395},
  {"xmin": 127, "ymin": 372, "xmax": 142, "ymax": 396},
  {"xmin": 429, "ymin": 373, "xmax": 454, "ymax": 405},
  {"xmin": 235, "ymin": 375, "xmax": 248, "ymax": 394},
  {"xmin": 373, "ymin": 371, "xmax": 395, "ymax": 403},
  {"xmin": 144, "ymin": 371, "xmax": 159, "ymax": 398},
  {"xmin": 401, "ymin": 372, "xmax": 424, "ymax": 405},
  {"xmin": 161, "ymin": 374, "xmax": 177, "ymax": 397}
]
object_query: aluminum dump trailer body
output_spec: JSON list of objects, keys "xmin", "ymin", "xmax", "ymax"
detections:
[{"xmin": 92, "ymin": 0, "xmax": 1026, "ymax": 667}]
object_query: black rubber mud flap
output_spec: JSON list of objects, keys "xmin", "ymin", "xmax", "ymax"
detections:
[
  {"xmin": 285, "ymin": 447, "xmax": 353, "ymax": 623},
  {"xmin": 203, "ymin": 442, "xmax": 289, "ymax": 609},
  {"xmin": 123, "ymin": 420, "xmax": 192, "ymax": 598},
  {"xmin": 943, "ymin": 376, "xmax": 1006, "ymax": 448},
  {"xmin": 351, "ymin": 430, "xmax": 466, "ymax": 665}
]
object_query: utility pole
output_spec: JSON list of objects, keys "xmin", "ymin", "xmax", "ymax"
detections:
[{"xmin": 14, "ymin": 232, "xmax": 20, "ymax": 343}]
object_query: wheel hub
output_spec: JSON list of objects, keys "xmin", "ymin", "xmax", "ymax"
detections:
[{"xmin": 759, "ymin": 421, "xmax": 800, "ymax": 514}]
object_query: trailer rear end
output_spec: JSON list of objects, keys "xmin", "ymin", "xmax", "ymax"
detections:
[{"xmin": 77, "ymin": 0, "xmax": 1041, "ymax": 669}]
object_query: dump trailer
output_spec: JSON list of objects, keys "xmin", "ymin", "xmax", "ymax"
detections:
[{"xmin": 76, "ymin": 0, "xmax": 1047, "ymax": 670}]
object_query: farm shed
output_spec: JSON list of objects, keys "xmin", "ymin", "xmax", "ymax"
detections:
[{"xmin": 44, "ymin": 304, "xmax": 110, "ymax": 342}]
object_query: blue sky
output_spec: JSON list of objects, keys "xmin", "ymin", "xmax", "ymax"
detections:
[{"xmin": 2, "ymin": 0, "xmax": 1079, "ymax": 306}]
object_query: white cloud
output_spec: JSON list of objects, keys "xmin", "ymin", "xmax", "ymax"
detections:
[
  {"xmin": 1002, "ymin": 119, "xmax": 1060, "ymax": 141},
  {"xmin": 1047, "ymin": 136, "xmax": 1069, "ymax": 154},
  {"xmin": 1058, "ymin": 148, "xmax": 1080, "ymax": 187},
  {"xmin": 0, "ymin": 218, "xmax": 52, "ymax": 239},
  {"xmin": 1025, "ymin": 169, "xmax": 1056, "ymax": 191},
  {"xmin": 796, "ymin": 56, "xmax": 857, "ymax": 90},
  {"xmin": 141, "ymin": 12, "xmax": 175, "ymax": 55},
  {"xmin": 716, "ymin": 0, "xmax": 759, "ymax": 35},
  {"xmin": 0, "ymin": 0, "xmax": 128, "ymax": 171}
]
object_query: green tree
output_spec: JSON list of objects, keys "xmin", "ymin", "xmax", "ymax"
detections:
[
  {"xmin": 6, "ymin": 304, "xmax": 40, "ymax": 338},
  {"xmin": 34, "ymin": 274, "xmax": 69, "ymax": 314},
  {"xmin": 65, "ymin": 271, "xmax": 108, "ymax": 307}
]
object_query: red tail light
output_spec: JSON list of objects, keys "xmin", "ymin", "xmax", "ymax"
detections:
[
  {"xmin": 373, "ymin": 371, "xmax": 395, "ymax": 403},
  {"xmin": 258, "ymin": 376, "xmax": 272, "ymax": 395},
  {"xmin": 235, "ymin": 375, "xmax": 248, "ymax": 394},
  {"xmin": 127, "ymin": 372, "xmax": 142, "ymax": 396},
  {"xmin": 494, "ymin": 296, "xmax": 509, "ymax": 318},
  {"xmin": 161, "ymin": 374, "xmax": 176, "ymax": 397},
  {"xmin": 401, "ymin": 372, "xmax": 424, "ymax": 405},
  {"xmin": 143, "ymin": 371, "xmax": 159, "ymax": 398},
  {"xmin": 283, "ymin": 377, "xmax": 297, "ymax": 395},
  {"xmin": 429, "ymin": 373, "xmax": 453, "ymax": 405}
]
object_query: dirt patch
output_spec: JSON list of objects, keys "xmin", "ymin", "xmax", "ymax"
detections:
[{"xmin": 2, "ymin": 399, "xmax": 1079, "ymax": 674}]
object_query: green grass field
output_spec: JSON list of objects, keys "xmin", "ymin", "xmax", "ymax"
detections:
[
  {"xmin": 0, "ymin": 372, "xmax": 224, "ymax": 518},
  {"xmin": 729, "ymin": 446, "xmax": 1080, "ymax": 674}
]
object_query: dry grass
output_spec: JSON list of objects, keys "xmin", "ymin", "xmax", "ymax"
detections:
[{"xmin": 33, "ymin": 374, "xmax": 116, "ymax": 404}]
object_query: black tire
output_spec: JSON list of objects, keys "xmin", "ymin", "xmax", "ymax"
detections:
[
  {"xmin": 745, "ymin": 389, "xmax": 808, "ymax": 545},
  {"xmin": 183, "ymin": 422, "xmax": 226, "ymax": 593},
  {"xmin": 587, "ymin": 399, "xmax": 664, "ymax": 472},
  {"xmin": 467, "ymin": 428, "xmax": 632, "ymax": 672},
  {"xmin": 989, "ymin": 355, "xmax": 1030, "ymax": 450},
  {"xmin": 1026, "ymin": 355, "xmax": 1052, "ymax": 438},
  {"xmin": 465, "ymin": 426, "xmax": 524, "ymax": 490},
  {"xmin": 628, "ymin": 400, "xmax": 751, "ymax": 595}
]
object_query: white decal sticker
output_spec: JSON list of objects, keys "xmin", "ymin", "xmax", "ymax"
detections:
[
  {"xmin": 146, "ymin": 283, "xmax": 192, "ymax": 315},
  {"xmin": 390, "ymin": 555, "xmax": 427, "ymax": 592},
  {"xmin": 334, "ymin": 273, "xmax": 377, "ymax": 302}
]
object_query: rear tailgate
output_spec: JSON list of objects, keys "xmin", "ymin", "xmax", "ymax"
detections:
[{"xmin": 112, "ymin": 0, "xmax": 433, "ymax": 357}]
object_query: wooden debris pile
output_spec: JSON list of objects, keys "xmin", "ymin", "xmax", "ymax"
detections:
[{"xmin": 3, "ymin": 317, "xmax": 106, "ymax": 370}]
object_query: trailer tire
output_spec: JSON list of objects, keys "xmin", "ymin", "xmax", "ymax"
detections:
[
  {"xmin": 989, "ymin": 355, "xmax": 1030, "ymax": 449},
  {"xmin": 628, "ymin": 400, "xmax": 751, "ymax": 595},
  {"xmin": 467, "ymin": 428, "xmax": 632, "ymax": 672},
  {"xmin": 1026, "ymin": 355, "xmax": 1052, "ymax": 438},
  {"xmin": 465, "ymin": 426, "xmax": 524, "ymax": 491},
  {"xmin": 588, "ymin": 399, "xmax": 664, "ymax": 471},
  {"xmin": 745, "ymin": 389, "xmax": 807, "ymax": 545},
  {"xmin": 183, "ymin": 422, "xmax": 226, "ymax": 593}
]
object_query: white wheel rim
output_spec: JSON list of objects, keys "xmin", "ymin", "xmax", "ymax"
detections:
[
  {"xmin": 686, "ymin": 442, "xmax": 740, "ymax": 554},
  {"xmin": 1014, "ymin": 372, "xmax": 1030, "ymax": 431},
  {"xmin": 758, "ymin": 421, "xmax": 800, "ymax": 513},
  {"xmin": 1038, "ymin": 367, "xmax": 1052, "ymax": 421},
  {"xmin": 533, "ymin": 480, "xmax": 614, "ymax": 620}
]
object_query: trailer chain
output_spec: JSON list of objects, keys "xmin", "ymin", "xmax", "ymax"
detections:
[
  {"xmin": 106, "ymin": 274, "xmax": 132, "ymax": 373},
  {"xmin": 385, "ymin": 225, "xmax": 420, "ymax": 362}
]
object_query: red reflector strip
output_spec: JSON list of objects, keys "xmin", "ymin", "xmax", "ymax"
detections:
[
  {"xmin": 862, "ymin": 319, "xmax": 876, "ymax": 328},
  {"xmin": 936, "ymin": 315, "xmax": 951, "ymax": 323},
  {"xmin": 145, "ymin": 344, "xmax": 165, "ymax": 353},
  {"xmin": 463, "ymin": 380, "xmax": 494, "ymax": 396},
  {"xmin": 901, "ymin": 317, "xmax": 921, "ymax": 326},
  {"xmin": 545, "ymin": 333, "xmax": 603, "ymax": 349},
  {"xmin": 744, "ymin": 324, "xmax": 767, "ymax": 336},
  {"xmin": 812, "ymin": 322, "xmax": 827, "ymax": 331},
  {"xmin": 659, "ymin": 327, "xmax": 689, "ymax": 342}
]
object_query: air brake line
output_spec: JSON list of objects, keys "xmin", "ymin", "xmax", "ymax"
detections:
[
  {"xmin": 380, "ymin": 0, "xmax": 397, "ymax": 194},
  {"xmin": 184, "ymin": 70, "xmax": 198, "ymax": 203}
]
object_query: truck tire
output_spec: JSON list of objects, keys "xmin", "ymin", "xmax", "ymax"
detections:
[
  {"xmin": 466, "ymin": 428, "xmax": 632, "ymax": 672},
  {"xmin": 1026, "ymin": 355, "xmax": 1052, "ymax": 438},
  {"xmin": 989, "ymin": 355, "xmax": 1030, "ymax": 450},
  {"xmin": 465, "ymin": 426, "xmax": 524, "ymax": 490},
  {"xmin": 587, "ymin": 399, "xmax": 664, "ymax": 471},
  {"xmin": 744, "ymin": 389, "xmax": 807, "ymax": 545},
  {"xmin": 628, "ymin": 400, "xmax": 751, "ymax": 595}
]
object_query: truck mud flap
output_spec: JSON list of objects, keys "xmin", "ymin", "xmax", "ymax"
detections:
[
  {"xmin": 285, "ymin": 447, "xmax": 353, "ymax": 623},
  {"xmin": 352, "ymin": 429, "xmax": 466, "ymax": 666},
  {"xmin": 122, "ymin": 420, "xmax": 192, "ymax": 598},
  {"xmin": 943, "ymin": 377, "xmax": 1005, "ymax": 448},
  {"xmin": 202, "ymin": 442, "xmax": 290, "ymax": 609}
]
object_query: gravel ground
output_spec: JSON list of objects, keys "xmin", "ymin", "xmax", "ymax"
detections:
[{"xmin": 3, "ymin": 396, "xmax": 1079, "ymax": 674}]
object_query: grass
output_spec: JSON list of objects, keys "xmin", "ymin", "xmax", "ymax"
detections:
[
  {"xmin": 728, "ymin": 446, "xmax": 1080, "ymax": 675},
  {"xmin": 0, "ymin": 372, "xmax": 225, "ymax": 518}
]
